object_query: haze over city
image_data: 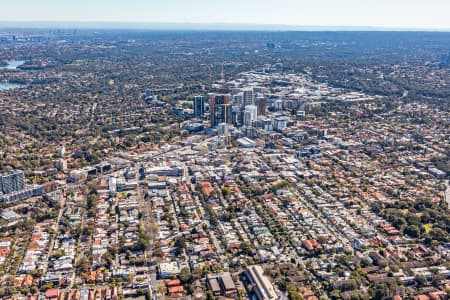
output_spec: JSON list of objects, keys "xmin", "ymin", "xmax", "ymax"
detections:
[{"xmin": 1, "ymin": 0, "xmax": 450, "ymax": 30}]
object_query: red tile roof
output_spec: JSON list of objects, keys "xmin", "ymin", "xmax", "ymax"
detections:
[{"xmin": 45, "ymin": 289, "xmax": 59, "ymax": 299}]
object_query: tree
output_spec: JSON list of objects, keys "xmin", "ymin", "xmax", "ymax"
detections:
[
  {"xmin": 179, "ymin": 267, "xmax": 192, "ymax": 284},
  {"xmin": 222, "ymin": 187, "xmax": 231, "ymax": 197},
  {"xmin": 77, "ymin": 257, "xmax": 90, "ymax": 273},
  {"xmin": 52, "ymin": 249, "xmax": 65, "ymax": 259},
  {"xmin": 404, "ymin": 225, "xmax": 420, "ymax": 238},
  {"xmin": 153, "ymin": 242, "xmax": 164, "ymax": 258},
  {"xmin": 20, "ymin": 286, "xmax": 30, "ymax": 295},
  {"xmin": 30, "ymin": 286, "xmax": 39, "ymax": 295},
  {"xmin": 87, "ymin": 193, "xmax": 97, "ymax": 212},
  {"xmin": 329, "ymin": 290, "xmax": 341, "ymax": 300},
  {"xmin": 40, "ymin": 282, "xmax": 54, "ymax": 291},
  {"xmin": 158, "ymin": 282, "xmax": 167, "ymax": 296},
  {"xmin": 429, "ymin": 228, "xmax": 448, "ymax": 242},
  {"xmin": 373, "ymin": 289, "xmax": 385, "ymax": 300},
  {"xmin": 287, "ymin": 285, "xmax": 304, "ymax": 300},
  {"xmin": 136, "ymin": 225, "xmax": 150, "ymax": 250},
  {"xmin": 174, "ymin": 236, "xmax": 186, "ymax": 252},
  {"xmin": 415, "ymin": 275, "xmax": 427, "ymax": 287}
]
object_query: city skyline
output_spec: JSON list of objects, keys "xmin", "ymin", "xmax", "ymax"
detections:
[{"xmin": 1, "ymin": 0, "xmax": 450, "ymax": 30}]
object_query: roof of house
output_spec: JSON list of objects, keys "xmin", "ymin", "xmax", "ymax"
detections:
[
  {"xmin": 208, "ymin": 278, "xmax": 221, "ymax": 292},
  {"xmin": 168, "ymin": 286, "xmax": 184, "ymax": 294},
  {"xmin": 45, "ymin": 289, "xmax": 59, "ymax": 299},
  {"xmin": 221, "ymin": 272, "xmax": 236, "ymax": 291},
  {"xmin": 167, "ymin": 279, "xmax": 181, "ymax": 287}
]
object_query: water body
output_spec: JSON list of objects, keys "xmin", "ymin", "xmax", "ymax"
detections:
[
  {"xmin": 0, "ymin": 82, "xmax": 26, "ymax": 90},
  {"xmin": 0, "ymin": 60, "xmax": 26, "ymax": 70},
  {"xmin": 0, "ymin": 61, "xmax": 28, "ymax": 90}
]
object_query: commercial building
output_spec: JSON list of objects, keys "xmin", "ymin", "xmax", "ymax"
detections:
[
  {"xmin": 108, "ymin": 177, "xmax": 117, "ymax": 193},
  {"xmin": 257, "ymin": 98, "xmax": 267, "ymax": 116},
  {"xmin": 232, "ymin": 93, "xmax": 243, "ymax": 107},
  {"xmin": 56, "ymin": 159, "xmax": 67, "ymax": 171},
  {"xmin": 218, "ymin": 123, "xmax": 229, "ymax": 137},
  {"xmin": 243, "ymin": 105, "xmax": 258, "ymax": 127},
  {"xmin": 237, "ymin": 137, "xmax": 257, "ymax": 148},
  {"xmin": 0, "ymin": 185, "xmax": 42, "ymax": 203},
  {"xmin": 273, "ymin": 116, "xmax": 290, "ymax": 131},
  {"xmin": 274, "ymin": 99, "xmax": 283, "ymax": 110},
  {"xmin": 210, "ymin": 94, "xmax": 232, "ymax": 127},
  {"xmin": 0, "ymin": 170, "xmax": 25, "ymax": 195},
  {"xmin": 194, "ymin": 96, "xmax": 205, "ymax": 117},
  {"xmin": 57, "ymin": 146, "xmax": 66, "ymax": 158},
  {"xmin": 243, "ymin": 88, "xmax": 254, "ymax": 107},
  {"xmin": 231, "ymin": 105, "xmax": 242, "ymax": 126},
  {"xmin": 145, "ymin": 166, "xmax": 184, "ymax": 177},
  {"xmin": 145, "ymin": 88, "xmax": 154, "ymax": 101},
  {"xmin": 207, "ymin": 272, "xmax": 237, "ymax": 298},
  {"xmin": 158, "ymin": 261, "xmax": 181, "ymax": 279}
]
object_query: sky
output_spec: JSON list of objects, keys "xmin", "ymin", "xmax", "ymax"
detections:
[{"xmin": 1, "ymin": 0, "xmax": 450, "ymax": 30}]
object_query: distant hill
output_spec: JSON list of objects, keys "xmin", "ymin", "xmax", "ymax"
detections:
[{"xmin": 0, "ymin": 21, "xmax": 449, "ymax": 32}]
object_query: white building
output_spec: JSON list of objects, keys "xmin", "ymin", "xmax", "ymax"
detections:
[
  {"xmin": 243, "ymin": 105, "xmax": 258, "ymax": 127},
  {"xmin": 218, "ymin": 123, "xmax": 229, "ymax": 136},
  {"xmin": 273, "ymin": 116, "xmax": 290, "ymax": 131},
  {"xmin": 57, "ymin": 146, "xmax": 66, "ymax": 158},
  {"xmin": 158, "ymin": 261, "xmax": 181, "ymax": 279},
  {"xmin": 56, "ymin": 159, "xmax": 67, "ymax": 171},
  {"xmin": 237, "ymin": 137, "xmax": 257, "ymax": 148},
  {"xmin": 274, "ymin": 99, "xmax": 283, "ymax": 110},
  {"xmin": 246, "ymin": 265, "xmax": 279, "ymax": 300},
  {"xmin": 108, "ymin": 177, "xmax": 117, "ymax": 193}
]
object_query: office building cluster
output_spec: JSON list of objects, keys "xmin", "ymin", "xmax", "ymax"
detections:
[{"xmin": 192, "ymin": 87, "xmax": 267, "ymax": 128}]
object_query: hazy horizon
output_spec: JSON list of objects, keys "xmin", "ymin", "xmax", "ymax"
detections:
[
  {"xmin": 0, "ymin": 21, "xmax": 449, "ymax": 32},
  {"xmin": 1, "ymin": 0, "xmax": 450, "ymax": 30}
]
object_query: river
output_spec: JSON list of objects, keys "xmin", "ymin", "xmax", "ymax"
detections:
[
  {"xmin": 0, "ymin": 60, "xmax": 27, "ymax": 90},
  {"xmin": 0, "ymin": 82, "xmax": 26, "ymax": 90},
  {"xmin": 0, "ymin": 60, "xmax": 26, "ymax": 70}
]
